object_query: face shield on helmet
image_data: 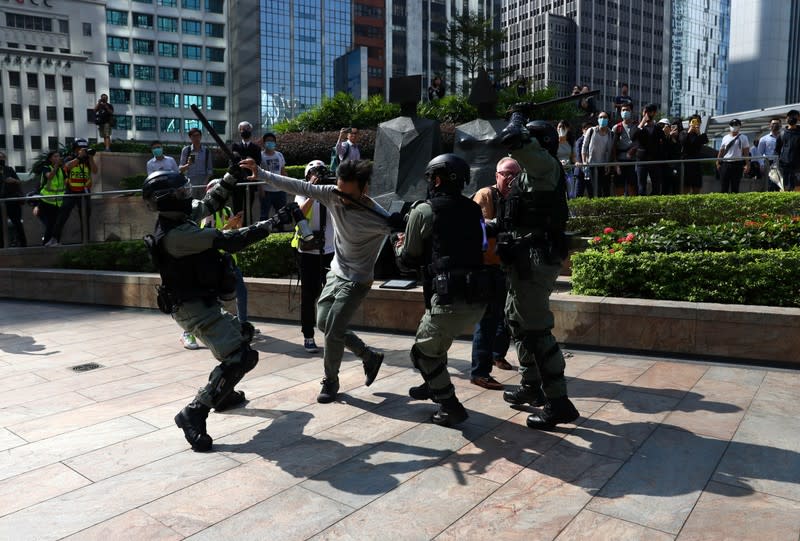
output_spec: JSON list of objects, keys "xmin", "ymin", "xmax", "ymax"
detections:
[
  {"xmin": 142, "ymin": 172, "xmax": 193, "ymax": 212},
  {"xmin": 424, "ymin": 154, "xmax": 470, "ymax": 196}
]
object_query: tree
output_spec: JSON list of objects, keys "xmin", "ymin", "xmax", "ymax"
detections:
[{"xmin": 434, "ymin": 11, "xmax": 506, "ymax": 95}]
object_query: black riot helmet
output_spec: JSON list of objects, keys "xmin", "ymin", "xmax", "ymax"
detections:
[
  {"xmin": 142, "ymin": 170, "xmax": 193, "ymax": 212},
  {"xmin": 424, "ymin": 153, "xmax": 470, "ymax": 195},
  {"xmin": 525, "ymin": 120, "xmax": 559, "ymax": 157}
]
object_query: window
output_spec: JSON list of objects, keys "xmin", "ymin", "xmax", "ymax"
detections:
[
  {"xmin": 31, "ymin": 136, "xmax": 42, "ymax": 150},
  {"xmin": 184, "ymin": 119, "xmax": 202, "ymax": 132},
  {"xmin": 29, "ymin": 105, "xmax": 40, "ymax": 120},
  {"xmin": 133, "ymin": 39, "xmax": 154, "ymax": 55},
  {"xmin": 0, "ymin": 136, "xmax": 5, "ymax": 149},
  {"xmin": 107, "ymin": 36, "xmax": 129, "ymax": 52},
  {"xmin": 206, "ymin": 71, "xmax": 225, "ymax": 86},
  {"xmin": 137, "ymin": 116, "xmax": 157, "ymax": 131},
  {"xmin": 182, "ymin": 0, "xmax": 200, "ymax": 9},
  {"xmin": 83, "ymin": 22, "xmax": 92, "ymax": 36},
  {"xmin": 106, "ymin": 9, "xmax": 128, "ymax": 26},
  {"xmin": 7, "ymin": 43, "xmax": 18, "ymax": 48},
  {"xmin": 11, "ymin": 104, "xmax": 22, "ymax": 119},
  {"xmin": 45, "ymin": 75, "xmax": 56, "ymax": 90},
  {"xmin": 208, "ymin": 120, "xmax": 226, "ymax": 134},
  {"xmin": 135, "ymin": 90, "xmax": 156, "ymax": 106},
  {"xmin": 134, "ymin": 65, "xmax": 156, "ymax": 80},
  {"xmin": 109, "ymin": 62, "xmax": 130, "ymax": 78},
  {"xmin": 157, "ymin": 16, "xmax": 178, "ymax": 32},
  {"xmin": 183, "ymin": 44, "xmax": 202, "ymax": 59},
  {"xmin": 183, "ymin": 69, "xmax": 202, "ymax": 85},
  {"xmin": 206, "ymin": 47, "xmax": 224, "ymax": 62},
  {"xmin": 206, "ymin": 95, "xmax": 225, "ymax": 110},
  {"xmin": 133, "ymin": 13, "xmax": 154, "ymax": 28},
  {"xmin": 114, "ymin": 115, "xmax": 132, "ymax": 130},
  {"xmin": 183, "ymin": 94, "xmax": 203, "ymax": 109},
  {"xmin": 134, "ymin": 0, "xmax": 153, "ymax": 3},
  {"xmin": 182, "ymin": 19, "xmax": 201, "ymax": 35},
  {"xmin": 48, "ymin": 136, "xmax": 59, "ymax": 149},
  {"xmin": 26, "ymin": 73, "xmax": 38, "ymax": 88},
  {"xmin": 64, "ymin": 107, "xmax": 74, "ymax": 122},
  {"xmin": 85, "ymin": 78, "xmax": 95, "ymax": 93},
  {"xmin": 62, "ymin": 76, "xmax": 72, "ymax": 91},
  {"xmin": 160, "ymin": 117, "xmax": 182, "ymax": 133},
  {"xmin": 158, "ymin": 41, "xmax": 179, "ymax": 57},
  {"xmin": 205, "ymin": 0, "xmax": 224, "ymax": 13},
  {"xmin": 160, "ymin": 92, "xmax": 180, "ymax": 108},
  {"xmin": 13, "ymin": 135, "xmax": 24, "ymax": 150},
  {"xmin": 110, "ymin": 89, "xmax": 131, "ymax": 105},
  {"xmin": 46, "ymin": 106, "xmax": 57, "ymax": 121},
  {"xmin": 86, "ymin": 109, "xmax": 95, "ymax": 123},
  {"xmin": 5, "ymin": 13, "xmax": 53, "ymax": 32},
  {"xmin": 59, "ymin": 20, "xmax": 69, "ymax": 34},
  {"xmin": 8, "ymin": 72, "xmax": 20, "ymax": 87},
  {"xmin": 159, "ymin": 0, "xmax": 178, "ymax": 6},
  {"xmin": 205, "ymin": 22, "xmax": 224, "ymax": 37},
  {"xmin": 159, "ymin": 67, "xmax": 179, "ymax": 82}
]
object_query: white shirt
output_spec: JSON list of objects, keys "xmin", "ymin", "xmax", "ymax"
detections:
[
  {"xmin": 260, "ymin": 151, "xmax": 286, "ymax": 193},
  {"xmin": 146, "ymin": 155, "xmax": 179, "ymax": 175},
  {"xmin": 720, "ymin": 132, "xmax": 750, "ymax": 159},
  {"xmin": 294, "ymin": 194, "xmax": 334, "ymax": 254},
  {"xmin": 756, "ymin": 133, "xmax": 779, "ymax": 167}
]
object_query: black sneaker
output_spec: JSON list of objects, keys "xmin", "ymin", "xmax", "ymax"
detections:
[
  {"xmin": 317, "ymin": 378, "xmax": 339, "ymax": 404},
  {"xmin": 503, "ymin": 384, "xmax": 547, "ymax": 407},
  {"xmin": 174, "ymin": 401, "xmax": 212, "ymax": 452},
  {"xmin": 431, "ymin": 396, "xmax": 469, "ymax": 427},
  {"xmin": 526, "ymin": 397, "xmax": 579, "ymax": 430},
  {"xmin": 361, "ymin": 348, "xmax": 384, "ymax": 387},
  {"xmin": 214, "ymin": 390, "xmax": 247, "ymax": 412},
  {"xmin": 409, "ymin": 383, "xmax": 433, "ymax": 401}
]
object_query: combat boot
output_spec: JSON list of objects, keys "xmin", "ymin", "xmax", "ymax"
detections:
[
  {"xmin": 214, "ymin": 390, "xmax": 247, "ymax": 412},
  {"xmin": 317, "ymin": 378, "xmax": 339, "ymax": 404},
  {"xmin": 431, "ymin": 396, "xmax": 469, "ymax": 427},
  {"xmin": 408, "ymin": 382, "xmax": 433, "ymax": 401},
  {"xmin": 503, "ymin": 384, "xmax": 547, "ymax": 407},
  {"xmin": 361, "ymin": 347, "xmax": 384, "ymax": 387},
  {"xmin": 526, "ymin": 397, "xmax": 579, "ymax": 430},
  {"xmin": 174, "ymin": 401, "xmax": 212, "ymax": 452}
]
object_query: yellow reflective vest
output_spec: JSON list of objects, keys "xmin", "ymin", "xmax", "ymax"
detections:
[
  {"xmin": 39, "ymin": 166, "xmax": 65, "ymax": 207},
  {"xmin": 201, "ymin": 207, "xmax": 238, "ymax": 264}
]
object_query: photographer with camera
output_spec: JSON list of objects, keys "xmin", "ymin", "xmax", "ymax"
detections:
[
  {"xmin": 50, "ymin": 139, "xmax": 97, "ymax": 246},
  {"xmin": 142, "ymin": 167, "xmax": 302, "ymax": 452},
  {"xmin": 94, "ymin": 94, "xmax": 114, "ymax": 152},
  {"xmin": 292, "ymin": 160, "xmax": 335, "ymax": 353},
  {"xmin": 240, "ymin": 157, "xmax": 394, "ymax": 404}
]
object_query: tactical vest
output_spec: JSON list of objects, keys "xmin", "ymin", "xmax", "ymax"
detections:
[
  {"xmin": 149, "ymin": 216, "xmax": 236, "ymax": 302},
  {"xmin": 201, "ymin": 207, "xmax": 238, "ymax": 265},
  {"xmin": 66, "ymin": 163, "xmax": 92, "ymax": 192}
]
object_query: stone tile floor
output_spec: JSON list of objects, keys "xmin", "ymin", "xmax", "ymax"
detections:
[{"xmin": 0, "ymin": 299, "xmax": 799, "ymax": 541}]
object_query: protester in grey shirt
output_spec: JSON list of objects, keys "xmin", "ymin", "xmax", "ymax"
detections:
[
  {"xmin": 179, "ymin": 128, "xmax": 214, "ymax": 184},
  {"xmin": 240, "ymin": 157, "xmax": 396, "ymax": 404}
]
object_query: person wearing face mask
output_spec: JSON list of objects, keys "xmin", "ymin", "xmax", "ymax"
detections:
[
  {"xmin": 231, "ymin": 121, "xmax": 262, "ymax": 221},
  {"xmin": 239, "ymin": 157, "xmax": 404, "ymax": 405},
  {"xmin": 147, "ymin": 141, "xmax": 179, "ymax": 175},
  {"xmin": 775, "ymin": 110, "xmax": 800, "ymax": 191},
  {"xmin": 259, "ymin": 132, "xmax": 287, "ymax": 221},
  {"xmin": 679, "ymin": 115, "xmax": 710, "ymax": 194},
  {"xmin": 582, "ymin": 112, "xmax": 615, "ymax": 197},
  {"xmin": 755, "ymin": 119, "xmax": 782, "ymax": 189},
  {"xmin": 661, "ymin": 119, "xmax": 683, "ymax": 195},
  {"xmin": 611, "ymin": 104, "xmax": 639, "ymax": 196},
  {"xmin": 716, "ymin": 119, "xmax": 751, "ymax": 193},
  {"xmin": 556, "ymin": 121, "xmax": 576, "ymax": 198},
  {"xmin": 631, "ymin": 103, "xmax": 667, "ymax": 195}
]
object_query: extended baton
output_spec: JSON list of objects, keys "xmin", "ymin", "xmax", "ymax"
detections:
[{"xmin": 190, "ymin": 104, "xmax": 237, "ymax": 162}]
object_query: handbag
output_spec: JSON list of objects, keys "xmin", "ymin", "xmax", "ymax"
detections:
[{"xmin": 768, "ymin": 164, "xmax": 785, "ymax": 191}]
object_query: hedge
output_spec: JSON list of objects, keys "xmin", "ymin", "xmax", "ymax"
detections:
[
  {"xmin": 57, "ymin": 235, "xmax": 296, "ymax": 278},
  {"xmin": 567, "ymin": 192, "xmax": 800, "ymax": 235},
  {"xmin": 571, "ymin": 248, "xmax": 800, "ymax": 307}
]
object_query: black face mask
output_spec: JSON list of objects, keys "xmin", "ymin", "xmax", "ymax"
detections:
[
  {"xmin": 788, "ymin": 117, "xmax": 798, "ymax": 126},
  {"xmin": 240, "ymin": 131, "xmax": 252, "ymax": 139},
  {"xmin": 0, "ymin": 160, "xmax": 5, "ymax": 168}
]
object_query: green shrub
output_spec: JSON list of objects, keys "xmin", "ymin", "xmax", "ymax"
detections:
[
  {"xmin": 121, "ymin": 174, "xmax": 148, "ymax": 190},
  {"xmin": 568, "ymin": 192, "xmax": 800, "ymax": 234},
  {"xmin": 571, "ymin": 248, "xmax": 800, "ymax": 307},
  {"xmin": 274, "ymin": 93, "xmax": 400, "ymax": 133},
  {"xmin": 237, "ymin": 233, "xmax": 296, "ymax": 278}
]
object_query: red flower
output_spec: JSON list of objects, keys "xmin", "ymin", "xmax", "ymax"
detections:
[
  {"xmin": 603, "ymin": 227, "xmax": 615, "ymax": 234},
  {"xmin": 609, "ymin": 248, "xmax": 616, "ymax": 254},
  {"xmin": 617, "ymin": 237, "xmax": 626, "ymax": 243},
  {"xmin": 592, "ymin": 236, "xmax": 602, "ymax": 243},
  {"xmin": 625, "ymin": 233, "xmax": 635, "ymax": 241}
]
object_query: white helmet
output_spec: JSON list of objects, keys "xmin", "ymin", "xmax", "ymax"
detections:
[{"xmin": 304, "ymin": 159, "xmax": 325, "ymax": 178}]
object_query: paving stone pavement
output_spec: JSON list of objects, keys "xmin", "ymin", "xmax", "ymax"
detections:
[{"xmin": 0, "ymin": 299, "xmax": 799, "ymax": 541}]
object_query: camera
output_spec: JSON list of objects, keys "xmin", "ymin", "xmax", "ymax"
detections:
[{"xmin": 308, "ymin": 164, "xmax": 336, "ymax": 185}]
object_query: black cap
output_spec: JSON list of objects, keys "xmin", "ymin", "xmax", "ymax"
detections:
[{"xmin": 729, "ymin": 119, "xmax": 742, "ymax": 127}]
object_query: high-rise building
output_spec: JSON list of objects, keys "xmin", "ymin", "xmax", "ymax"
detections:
[
  {"xmin": 669, "ymin": 0, "xmax": 730, "ymax": 119},
  {"xmin": 354, "ymin": 1, "xmax": 386, "ymax": 97},
  {"xmin": 503, "ymin": 0, "xmax": 670, "ymax": 115},
  {"xmin": 0, "ymin": 0, "xmax": 108, "ymax": 170},
  {"xmin": 728, "ymin": 0, "xmax": 800, "ymax": 112},
  {"xmin": 103, "ymin": 0, "xmax": 229, "ymax": 142}
]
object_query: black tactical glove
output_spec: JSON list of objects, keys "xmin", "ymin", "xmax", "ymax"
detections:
[
  {"xmin": 387, "ymin": 212, "xmax": 406, "ymax": 231},
  {"xmin": 505, "ymin": 102, "xmax": 532, "ymax": 121},
  {"xmin": 499, "ymin": 111, "xmax": 531, "ymax": 150},
  {"xmin": 275, "ymin": 205, "xmax": 294, "ymax": 226}
]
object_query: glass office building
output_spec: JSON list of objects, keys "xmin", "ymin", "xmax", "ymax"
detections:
[
  {"xmin": 669, "ymin": 0, "xmax": 730, "ymax": 118},
  {"xmin": 259, "ymin": 0, "xmax": 351, "ymax": 129}
]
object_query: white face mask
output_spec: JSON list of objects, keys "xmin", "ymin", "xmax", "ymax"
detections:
[
  {"xmin": 557, "ymin": 128, "xmax": 568, "ymax": 137},
  {"xmin": 621, "ymin": 110, "xmax": 632, "ymax": 120},
  {"xmin": 730, "ymin": 126, "xmax": 739, "ymax": 133}
]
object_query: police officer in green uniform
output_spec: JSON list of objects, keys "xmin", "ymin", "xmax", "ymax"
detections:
[
  {"xmin": 142, "ymin": 169, "xmax": 294, "ymax": 452},
  {"xmin": 494, "ymin": 108, "xmax": 580, "ymax": 430},
  {"xmin": 394, "ymin": 154, "xmax": 489, "ymax": 427}
]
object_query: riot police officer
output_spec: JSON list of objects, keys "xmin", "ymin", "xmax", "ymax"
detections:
[
  {"xmin": 142, "ymin": 169, "xmax": 293, "ymax": 451},
  {"xmin": 494, "ymin": 109, "xmax": 580, "ymax": 430},
  {"xmin": 394, "ymin": 154, "xmax": 489, "ymax": 427}
]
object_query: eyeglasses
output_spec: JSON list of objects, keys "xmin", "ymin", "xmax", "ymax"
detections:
[{"xmin": 496, "ymin": 170, "xmax": 518, "ymax": 179}]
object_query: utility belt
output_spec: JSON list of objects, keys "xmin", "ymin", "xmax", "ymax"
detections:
[
  {"xmin": 428, "ymin": 266, "xmax": 494, "ymax": 306},
  {"xmin": 495, "ymin": 233, "xmax": 561, "ymax": 279},
  {"xmin": 155, "ymin": 287, "xmax": 217, "ymax": 314}
]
